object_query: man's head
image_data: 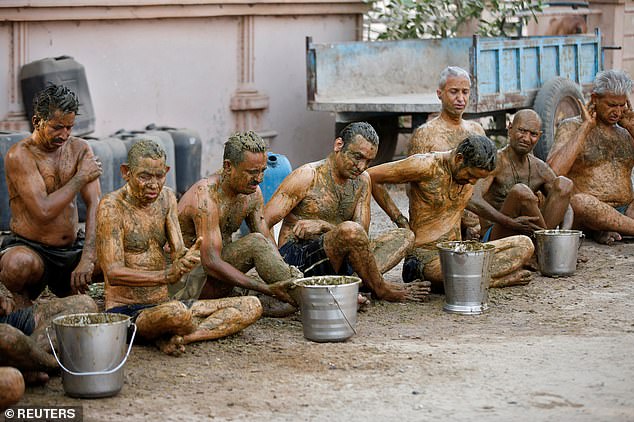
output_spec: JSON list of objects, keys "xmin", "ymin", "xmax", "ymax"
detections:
[
  {"xmin": 32, "ymin": 84, "xmax": 80, "ymax": 150},
  {"xmin": 334, "ymin": 122, "xmax": 379, "ymax": 179},
  {"xmin": 591, "ymin": 69, "xmax": 633, "ymax": 126},
  {"xmin": 122, "ymin": 139, "xmax": 169, "ymax": 205},
  {"xmin": 452, "ymin": 134, "xmax": 497, "ymax": 185},
  {"xmin": 508, "ymin": 109, "xmax": 542, "ymax": 156},
  {"xmin": 437, "ymin": 66, "xmax": 471, "ymax": 118},
  {"xmin": 222, "ymin": 131, "xmax": 268, "ymax": 195}
]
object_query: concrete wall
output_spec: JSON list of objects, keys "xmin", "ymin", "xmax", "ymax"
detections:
[{"xmin": 0, "ymin": 1, "xmax": 365, "ymax": 174}]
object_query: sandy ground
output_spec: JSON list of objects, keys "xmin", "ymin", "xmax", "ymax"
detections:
[{"xmin": 16, "ymin": 185, "xmax": 634, "ymax": 422}]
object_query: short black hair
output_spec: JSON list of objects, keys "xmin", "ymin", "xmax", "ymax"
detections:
[
  {"xmin": 33, "ymin": 84, "xmax": 79, "ymax": 121},
  {"xmin": 456, "ymin": 134, "xmax": 496, "ymax": 171},
  {"xmin": 223, "ymin": 131, "xmax": 267, "ymax": 165},
  {"xmin": 339, "ymin": 122, "xmax": 379, "ymax": 149}
]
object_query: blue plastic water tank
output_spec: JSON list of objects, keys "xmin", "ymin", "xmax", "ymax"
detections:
[
  {"xmin": 145, "ymin": 124, "xmax": 202, "ymax": 197},
  {"xmin": 261, "ymin": 152, "xmax": 292, "ymax": 202},
  {"xmin": 0, "ymin": 130, "xmax": 32, "ymax": 231}
]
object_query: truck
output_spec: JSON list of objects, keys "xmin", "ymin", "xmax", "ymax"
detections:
[{"xmin": 305, "ymin": 29, "xmax": 604, "ymax": 162}]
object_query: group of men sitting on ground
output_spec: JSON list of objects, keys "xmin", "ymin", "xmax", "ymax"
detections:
[{"xmin": 1, "ymin": 67, "xmax": 633, "ymax": 405}]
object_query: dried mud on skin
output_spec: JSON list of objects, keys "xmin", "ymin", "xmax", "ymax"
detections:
[{"xmin": 18, "ymin": 185, "xmax": 634, "ymax": 421}]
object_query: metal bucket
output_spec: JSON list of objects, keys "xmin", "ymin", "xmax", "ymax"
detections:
[
  {"xmin": 46, "ymin": 313, "xmax": 136, "ymax": 398},
  {"xmin": 534, "ymin": 229, "xmax": 583, "ymax": 277},
  {"xmin": 437, "ymin": 241, "xmax": 495, "ymax": 315},
  {"xmin": 293, "ymin": 276, "xmax": 361, "ymax": 342}
]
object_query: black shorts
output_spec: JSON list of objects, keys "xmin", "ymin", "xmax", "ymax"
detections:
[
  {"xmin": 1, "ymin": 233, "xmax": 84, "ymax": 299},
  {"xmin": 0, "ymin": 307, "xmax": 36, "ymax": 336},
  {"xmin": 279, "ymin": 236, "xmax": 353, "ymax": 277}
]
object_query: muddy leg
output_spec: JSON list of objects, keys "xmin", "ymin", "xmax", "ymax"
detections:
[
  {"xmin": 370, "ymin": 228, "xmax": 414, "ymax": 274},
  {"xmin": 541, "ymin": 176, "xmax": 573, "ymax": 229},
  {"xmin": 0, "ymin": 246, "xmax": 45, "ymax": 309},
  {"xmin": 135, "ymin": 301, "xmax": 195, "ymax": 341},
  {"xmin": 31, "ymin": 295, "xmax": 98, "ymax": 351},
  {"xmin": 571, "ymin": 193, "xmax": 634, "ymax": 243},
  {"xmin": 487, "ymin": 235, "xmax": 534, "ymax": 287},
  {"xmin": 0, "ymin": 324, "xmax": 57, "ymax": 373},
  {"xmin": 182, "ymin": 296, "xmax": 262, "ymax": 344},
  {"xmin": 490, "ymin": 184, "xmax": 545, "ymax": 240}
]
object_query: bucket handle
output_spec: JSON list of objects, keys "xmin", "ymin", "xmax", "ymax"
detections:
[
  {"xmin": 327, "ymin": 287, "xmax": 357, "ymax": 335},
  {"xmin": 46, "ymin": 323, "xmax": 137, "ymax": 377}
]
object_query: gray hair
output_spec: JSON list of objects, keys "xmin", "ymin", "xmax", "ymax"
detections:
[
  {"xmin": 439, "ymin": 66, "xmax": 471, "ymax": 89},
  {"xmin": 339, "ymin": 122, "xmax": 379, "ymax": 149},
  {"xmin": 456, "ymin": 134, "xmax": 497, "ymax": 171},
  {"xmin": 593, "ymin": 69, "xmax": 632, "ymax": 97}
]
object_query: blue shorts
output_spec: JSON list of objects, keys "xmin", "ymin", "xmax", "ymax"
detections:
[
  {"xmin": 481, "ymin": 225, "xmax": 494, "ymax": 243},
  {"xmin": 279, "ymin": 236, "xmax": 353, "ymax": 277},
  {"xmin": 615, "ymin": 203, "xmax": 630, "ymax": 215}
]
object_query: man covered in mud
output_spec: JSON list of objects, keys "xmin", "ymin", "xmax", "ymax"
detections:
[
  {"xmin": 547, "ymin": 69, "xmax": 634, "ymax": 245},
  {"xmin": 470, "ymin": 109, "xmax": 574, "ymax": 241},
  {"xmin": 97, "ymin": 140, "xmax": 262, "ymax": 356},
  {"xmin": 407, "ymin": 66, "xmax": 486, "ymax": 240},
  {"xmin": 0, "ymin": 84, "xmax": 102, "ymax": 312},
  {"xmin": 369, "ymin": 134, "xmax": 535, "ymax": 292},
  {"xmin": 264, "ymin": 122, "xmax": 430, "ymax": 302},
  {"xmin": 1, "ymin": 289, "xmax": 97, "ymax": 407},
  {"xmin": 175, "ymin": 131, "xmax": 301, "ymax": 316}
]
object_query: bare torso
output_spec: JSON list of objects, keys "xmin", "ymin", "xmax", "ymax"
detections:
[
  {"xmin": 277, "ymin": 160, "xmax": 368, "ymax": 246},
  {"xmin": 408, "ymin": 154, "xmax": 473, "ymax": 248},
  {"xmin": 6, "ymin": 136, "xmax": 89, "ymax": 246},
  {"xmin": 100, "ymin": 188, "xmax": 173, "ymax": 308},
  {"xmin": 178, "ymin": 175, "xmax": 262, "ymax": 248},
  {"xmin": 484, "ymin": 149, "xmax": 552, "ymax": 211},
  {"xmin": 557, "ymin": 117, "xmax": 634, "ymax": 206},
  {"xmin": 408, "ymin": 116, "xmax": 486, "ymax": 155}
]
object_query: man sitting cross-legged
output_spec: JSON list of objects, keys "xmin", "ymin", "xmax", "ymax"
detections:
[{"xmin": 98, "ymin": 140, "xmax": 262, "ymax": 356}]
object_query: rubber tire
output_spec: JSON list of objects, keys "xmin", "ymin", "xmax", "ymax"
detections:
[{"xmin": 533, "ymin": 77, "xmax": 584, "ymax": 160}]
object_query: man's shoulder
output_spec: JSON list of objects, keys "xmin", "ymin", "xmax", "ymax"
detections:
[{"xmin": 464, "ymin": 120, "xmax": 485, "ymax": 134}]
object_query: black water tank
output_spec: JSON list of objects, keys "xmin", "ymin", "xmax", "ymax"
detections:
[
  {"xmin": 20, "ymin": 56, "xmax": 96, "ymax": 136},
  {"xmin": 145, "ymin": 124, "xmax": 202, "ymax": 197}
]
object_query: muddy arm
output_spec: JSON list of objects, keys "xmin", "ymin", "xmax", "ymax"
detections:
[
  {"xmin": 5, "ymin": 142, "xmax": 99, "ymax": 222},
  {"xmin": 264, "ymin": 165, "xmax": 313, "ymax": 230},
  {"xmin": 547, "ymin": 100, "xmax": 594, "ymax": 176}
]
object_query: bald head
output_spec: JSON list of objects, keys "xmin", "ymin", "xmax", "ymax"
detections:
[{"xmin": 512, "ymin": 109, "xmax": 542, "ymax": 127}]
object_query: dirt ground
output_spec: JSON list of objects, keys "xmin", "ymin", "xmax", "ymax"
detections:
[{"xmin": 16, "ymin": 185, "xmax": 634, "ymax": 422}]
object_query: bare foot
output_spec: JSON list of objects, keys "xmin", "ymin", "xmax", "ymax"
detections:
[
  {"xmin": 22, "ymin": 371, "xmax": 50, "ymax": 385},
  {"xmin": 524, "ymin": 255, "xmax": 539, "ymax": 272},
  {"xmin": 594, "ymin": 231, "xmax": 622, "ymax": 245},
  {"xmin": 156, "ymin": 335, "xmax": 186, "ymax": 356},
  {"xmin": 490, "ymin": 269, "xmax": 532, "ymax": 288},
  {"xmin": 357, "ymin": 293, "xmax": 371, "ymax": 312}
]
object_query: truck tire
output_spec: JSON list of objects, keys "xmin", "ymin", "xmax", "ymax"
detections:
[
  {"xmin": 367, "ymin": 116, "xmax": 399, "ymax": 165},
  {"xmin": 533, "ymin": 77, "xmax": 584, "ymax": 160}
]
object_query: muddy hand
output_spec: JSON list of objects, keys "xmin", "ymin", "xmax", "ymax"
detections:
[
  {"xmin": 77, "ymin": 150, "xmax": 103, "ymax": 184},
  {"xmin": 269, "ymin": 279, "xmax": 298, "ymax": 306},
  {"xmin": 403, "ymin": 280, "xmax": 432, "ymax": 302},
  {"xmin": 578, "ymin": 98, "xmax": 597, "ymax": 129},
  {"xmin": 618, "ymin": 98, "xmax": 634, "ymax": 131},
  {"xmin": 511, "ymin": 216, "xmax": 543, "ymax": 235},
  {"xmin": 0, "ymin": 292, "xmax": 15, "ymax": 316},
  {"xmin": 71, "ymin": 260, "xmax": 94, "ymax": 294},
  {"xmin": 177, "ymin": 237, "xmax": 201, "ymax": 273},
  {"xmin": 292, "ymin": 220, "xmax": 330, "ymax": 239}
]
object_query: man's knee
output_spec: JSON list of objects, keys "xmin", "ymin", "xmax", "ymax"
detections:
[
  {"xmin": 335, "ymin": 221, "xmax": 369, "ymax": 247},
  {"xmin": 508, "ymin": 183, "xmax": 538, "ymax": 203},
  {"xmin": 550, "ymin": 176, "xmax": 573, "ymax": 198},
  {"xmin": 0, "ymin": 248, "xmax": 44, "ymax": 289}
]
